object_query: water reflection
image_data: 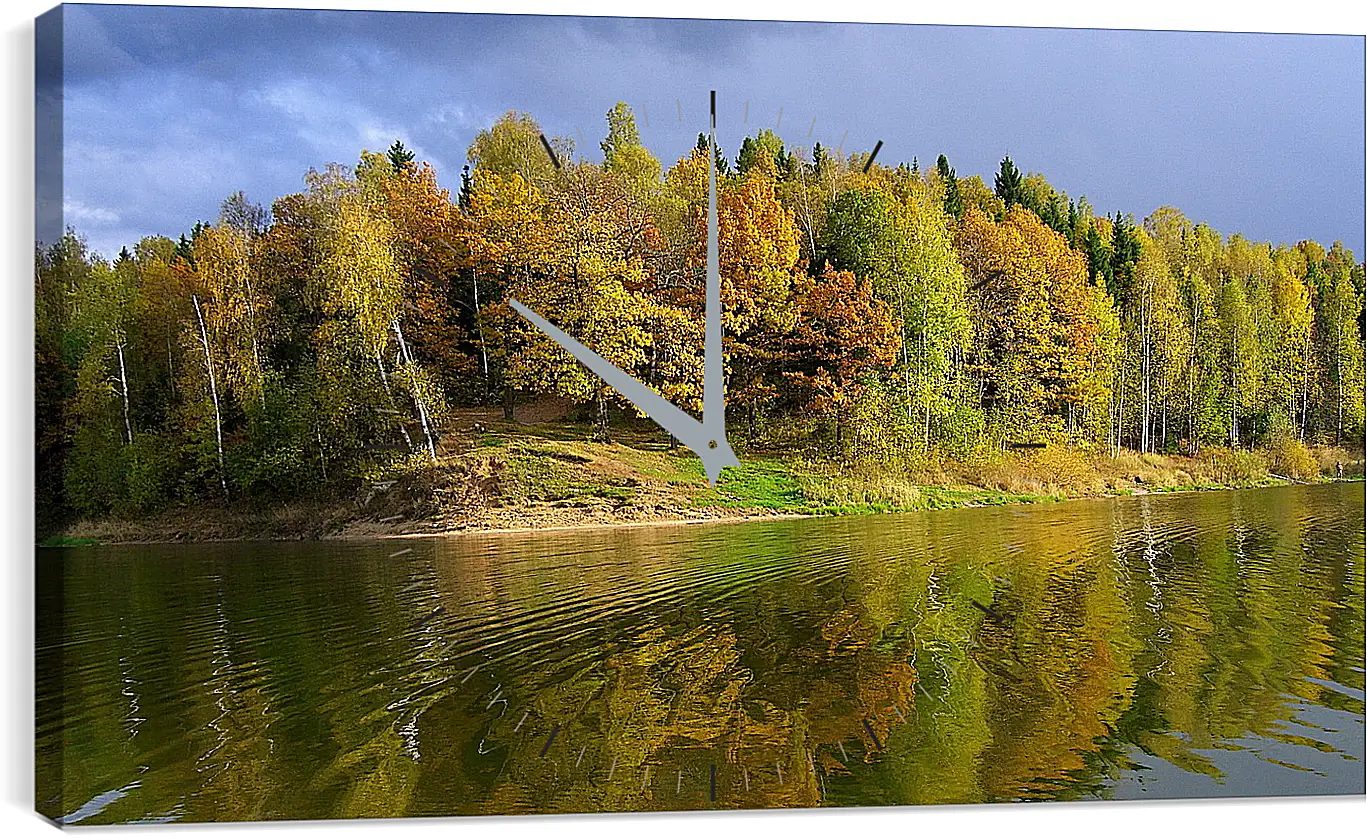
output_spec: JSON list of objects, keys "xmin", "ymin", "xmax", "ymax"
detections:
[{"xmin": 36, "ymin": 483, "xmax": 1365, "ymax": 823}]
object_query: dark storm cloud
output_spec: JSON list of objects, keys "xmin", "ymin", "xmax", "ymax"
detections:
[{"xmin": 54, "ymin": 4, "xmax": 1365, "ymax": 260}]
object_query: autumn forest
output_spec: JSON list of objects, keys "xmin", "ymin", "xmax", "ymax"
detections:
[{"xmin": 34, "ymin": 103, "xmax": 1367, "ymax": 531}]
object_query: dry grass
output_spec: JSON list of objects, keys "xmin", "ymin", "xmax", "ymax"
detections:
[
  {"xmin": 794, "ymin": 465, "xmax": 923, "ymax": 511},
  {"xmin": 1311, "ymin": 444, "xmax": 1366, "ymax": 478}
]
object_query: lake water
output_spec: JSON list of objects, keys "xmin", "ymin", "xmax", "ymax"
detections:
[{"xmin": 36, "ymin": 483, "xmax": 1365, "ymax": 823}]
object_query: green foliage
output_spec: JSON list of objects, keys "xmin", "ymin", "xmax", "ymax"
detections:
[
  {"xmin": 600, "ymin": 102, "xmax": 661, "ymax": 189},
  {"xmin": 993, "ymin": 156, "xmax": 1025, "ymax": 208},
  {"xmin": 385, "ymin": 139, "xmax": 415, "ymax": 172},
  {"xmin": 123, "ymin": 432, "xmax": 178, "ymax": 512},
  {"xmin": 736, "ymin": 129, "xmax": 786, "ymax": 176},
  {"xmin": 935, "ymin": 154, "xmax": 962, "ymax": 219}
]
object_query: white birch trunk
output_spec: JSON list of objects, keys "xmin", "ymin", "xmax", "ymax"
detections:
[
  {"xmin": 192, "ymin": 294, "xmax": 229, "ymax": 499},
  {"xmin": 374, "ymin": 348, "xmax": 414, "ymax": 451},
  {"xmin": 116, "ymin": 341, "xmax": 132, "ymax": 445},
  {"xmin": 392, "ymin": 319, "xmax": 438, "ymax": 464}
]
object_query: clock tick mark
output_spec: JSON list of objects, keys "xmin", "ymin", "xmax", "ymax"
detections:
[
  {"xmin": 539, "ymin": 723, "xmax": 559, "ymax": 757},
  {"xmin": 862, "ymin": 718, "xmax": 883, "ymax": 750},
  {"xmin": 863, "ymin": 140, "xmax": 884, "ymax": 173},
  {"xmin": 538, "ymin": 133, "xmax": 561, "ymax": 169}
]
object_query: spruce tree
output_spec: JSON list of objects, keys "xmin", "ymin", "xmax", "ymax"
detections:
[
  {"xmin": 936, "ymin": 154, "xmax": 963, "ymax": 219},
  {"xmin": 1083, "ymin": 224, "xmax": 1112, "ymax": 287},
  {"xmin": 458, "ymin": 165, "xmax": 473, "ymax": 209},
  {"xmin": 696, "ymin": 132, "xmax": 729, "ymax": 174},
  {"xmin": 386, "ymin": 139, "xmax": 415, "ymax": 172},
  {"xmin": 1109, "ymin": 212, "xmax": 1142, "ymax": 297},
  {"xmin": 994, "ymin": 155, "xmax": 1025, "ymax": 207}
]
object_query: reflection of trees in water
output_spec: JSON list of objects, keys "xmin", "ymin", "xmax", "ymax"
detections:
[{"xmin": 37, "ymin": 486, "xmax": 1365, "ymax": 821}]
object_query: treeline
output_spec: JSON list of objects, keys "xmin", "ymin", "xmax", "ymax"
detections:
[{"xmin": 34, "ymin": 103, "xmax": 1366, "ymax": 526}]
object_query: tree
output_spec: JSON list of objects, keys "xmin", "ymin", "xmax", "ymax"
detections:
[
  {"xmin": 779, "ymin": 267, "xmax": 900, "ymax": 455},
  {"xmin": 360, "ymin": 151, "xmax": 479, "ymax": 401},
  {"xmin": 958, "ymin": 174, "xmax": 1005, "ymax": 220},
  {"xmin": 64, "ymin": 252, "xmax": 139, "ymax": 510},
  {"xmin": 1144, "ymin": 209, "xmax": 1228, "ymax": 452},
  {"xmin": 1108, "ymin": 212, "xmax": 1142, "ymax": 301},
  {"xmin": 695, "ymin": 132, "xmax": 730, "ymax": 176},
  {"xmin": 1124, "ymin": 232, "xmax": 1187, "ymax": 452},
  {"xmin": 191, "ymin": 221, "xmax": 272, "ymax": 410},
  {"xmin": 655, "ymin": 145, "xmax": 805, "ymax": 438},
  {"xmin": 825, "ymin": 182, "xmax": 971, "ymax": 448},
  {"xmin": 1312, "ymin": 243, "xmax": 1366, "ymax": 443},
  {"xmin": 468, "ymin": 111, "xmax": 570, "ymax": 191},
  {"xmin": 1217, "ymin": 271, "xmax": 1262, "ymax": 446},
  {"xmin": 600, "ymin": 102, "xmax": 661, "ymax": 191},
  {"xmin": 956, "ymin": 206, "xmax": 1111, "ymax": 443},
  {"xmin": 386, "ymin": 139, "xmax": 416, "ymax": 172},
  {"xmin": 314, "ymin": 175, "xmax": 443, "ymax": 464},
  {"xmin": 736, "ymin": 129, "xmax": 786, "ymax": 176},
  {"xmin": 935, "ymin": 154, "xmax": 963, "ymax": 220},
  {"xmin": 492, "ymin": 162, "xmax": 661, "ymax": 438},
  {"xmin": 993, "ymin": 156, "xmax": 1025, "ymax": 208},
  {"xmin": 464, "ymin": 167, "xmax": 556, "ymax": 420},
  {"xmin": 1019, "ymin": 173, "xmax": 1070, "ymax": 236}
]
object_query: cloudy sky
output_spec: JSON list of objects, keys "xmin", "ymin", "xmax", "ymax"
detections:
[{"xmin": 47, "ymin": 4, "xmax": 1365, "ymax": 258}]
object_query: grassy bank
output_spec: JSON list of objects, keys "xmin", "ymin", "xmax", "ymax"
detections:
[{"xmin": 51, "ymin": 410, "xmax": 1364, "ymax": 546}]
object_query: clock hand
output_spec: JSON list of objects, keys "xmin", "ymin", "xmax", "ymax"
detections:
[
  {"xmin": 510, "ymin": 91, "xmax": 738, "ymax": 486},
  {"xmin": 703, "ymin": 90, "xmax": 727, "ymax": 464},
  {"xmin": 507, "ymin": 299, "xmax": 736, "ymax": 483}
]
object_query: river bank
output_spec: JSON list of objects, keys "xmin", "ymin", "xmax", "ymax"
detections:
[{"xmin": 48, "ymin": 420, "xmax": 1365, "ymax": 546}]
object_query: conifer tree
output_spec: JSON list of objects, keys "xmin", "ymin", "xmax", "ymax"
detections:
[
  {"xmin": 386, "ymin": 139, "xmax": 416, "ymax": 172},
  {"xmin": 936, "ymin": 154, "xmax": 963, "ymax": 220},
  {"xmin": 993, "ymin": 156, "xmax": 1025, "ymax": 208}
]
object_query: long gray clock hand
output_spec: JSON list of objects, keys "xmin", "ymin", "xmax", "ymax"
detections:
[
  {"xmin": 701, "ymin": 91, "xmax": 732, "ymax": 480},
  {"xmin": 509, "ymin": 91, "xmax": 738, "ymax": 485}
]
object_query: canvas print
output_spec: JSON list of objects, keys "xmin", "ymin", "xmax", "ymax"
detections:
[{"xmin": 34, "ymin": 3, "xmax": 1366, "ymax": 825}]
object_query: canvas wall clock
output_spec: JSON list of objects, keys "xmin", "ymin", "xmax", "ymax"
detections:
[{"xmin": 33, "ymin": 2, "xmax": 1365, "ymax": 826}]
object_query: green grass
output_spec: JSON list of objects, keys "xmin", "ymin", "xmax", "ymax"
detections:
[
  {"xmin": 39, "ymin": 535, "xmax": 100, "ymax": 547},
  {"xmin": 692, "ymin": 459, "xmax": 806, "ymax": 510}
]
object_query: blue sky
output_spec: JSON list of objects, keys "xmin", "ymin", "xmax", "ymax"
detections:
[{"xmin": 50, "ymin": 4, "xmax": 1366, "ymax": 259}]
